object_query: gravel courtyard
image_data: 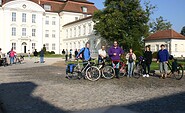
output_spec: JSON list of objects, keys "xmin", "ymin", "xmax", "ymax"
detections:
[{"xmin": 0, "ymin": 58, "xmax": 185, "ymax": 113}]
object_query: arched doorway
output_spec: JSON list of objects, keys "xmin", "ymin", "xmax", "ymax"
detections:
[{"xmin": 22, "ymin": 42, "xmax": 27, "ymax": 53}]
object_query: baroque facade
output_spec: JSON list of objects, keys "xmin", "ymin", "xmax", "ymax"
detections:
[{"xmin": 0, "ymin": 0, "xmax": 100, "ymax": 54}]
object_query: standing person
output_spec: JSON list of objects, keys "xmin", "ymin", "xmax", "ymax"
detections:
[
  {"xmin": 65, "ymin": 49, "xmax": 68, "ymax": 62},
  {"xmin": 33, "ymin": 49, "xmax": 38, "ymax": 63},
  {"xmin": 76, "ymin": 42, "xmax": 91, "ymax": 62},
  {"xmin": 9, "ymin": 48, "xmax": 16, "ymax": 64},
  {"xmin": 28, "ymin": 50, "xmax": 31, "ymax": 59},
  {"xmin": 62, "ymin": 49, "xmax": 65, "ymax": 55},
  {"xmin": 69, "ymin": 49, "xmax": 72, "ymax": 60},
  {"xmin": 126, "ymin": 48, "xmax": 136, "ymax": 78},
  {"xmin": 0, "ymin": 48, "xmax": 2, "ymax": 58},
  {"xmin": 143, "ymin": 46, "xmax": 152, "ymax": 77},
  {"xmin": 108, "ymin": 41, "xmax": 124, "ymax": 79},
  {"xmin": 157, "ymin": 44, "xmax": 169, "ymax": 79},
  {"xmin": 74, "ymin": 49, "xmax": 78, "ymax": 58},
  {"xmin": 40, "ymin": 48, "xmax": 45, "ymax": 63},
  {"xmin": 98, "ymin": 45, "xmax": 107, "ymax": 64}
]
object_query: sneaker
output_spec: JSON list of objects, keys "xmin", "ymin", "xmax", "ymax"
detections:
[
  {"xmin": 146, "ymin": 74, "xmax": 149, "ymax": 77},
  {"xmin": 143, "ymin": 74, "xmax": 146, "ymax": 77},
  {"xmin": 160, "ymin": 74, "xmax": 163, "ymax": 79}
]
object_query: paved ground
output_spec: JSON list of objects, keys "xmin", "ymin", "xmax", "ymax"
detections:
[{"xmin": 0, "ymin": 58, "xmax": 185, "ymax": 113}]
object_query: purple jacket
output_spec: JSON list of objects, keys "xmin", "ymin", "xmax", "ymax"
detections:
[{"xmin": 108, "ymin": 46, "xmax": 124, "ymax": 61}]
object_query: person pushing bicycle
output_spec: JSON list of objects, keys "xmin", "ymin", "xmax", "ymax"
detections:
[{"xmin": 108, "ymin": 41, "xmax": 124, "ymax": 79}]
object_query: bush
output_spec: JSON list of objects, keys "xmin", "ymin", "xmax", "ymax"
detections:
[
  {"xmin": 152, "ymin": 51, "xmax": 158, "ymax": 59},
  {"xmin": 134, "ymin": 51, "xmax": 143, "ymax": 59}
]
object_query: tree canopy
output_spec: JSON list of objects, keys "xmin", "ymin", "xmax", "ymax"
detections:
[
  {"xmin": 93, "ymin": 0, "xmax": 155, "ymax": 51},
  {"xmin": 180, "ymin": 26, "xmax": 185, "ymax": 36},
  {"xmin": 149, "ymin": 16, "xmax": 172, "ymax": 33}
]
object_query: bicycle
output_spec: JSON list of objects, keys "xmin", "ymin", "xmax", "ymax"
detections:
[
  {"xmin": 119, "ymin": 61, "xmax": 127, "ymax": 77},
  {"xmin": 96, "ymin": 59, "xmax": 115, "ymax": 79},
  {"xmin": 165, "ymin": 55, "xmax": 184, "ymax": 80},
  {"xmin": 133, "ymin": 56, "xmax": 145, "ymax": 79},
  {"xmin": 66, "ymin": 59, "xmax": 101, "ymax": 81}
]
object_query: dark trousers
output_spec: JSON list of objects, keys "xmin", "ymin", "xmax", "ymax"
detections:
[
  {"xmin": 65, "ymin": 55, "xmax": 68, "ymax": 61},
  {"xmin": 143, "ymin": 63, "xmax": 150, "ymax": 74}
]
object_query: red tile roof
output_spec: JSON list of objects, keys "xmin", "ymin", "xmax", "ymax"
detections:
[
  {"xmin": 145, "ymin": 29, "xmax": 185, "ymax": 41},
  {"xmin": 62, "ymin": 0, "xmax": 97, "ymax": 14},
  {"xmin": 2, "ymin": 0, "xmax": 98, "ymax": 14}
]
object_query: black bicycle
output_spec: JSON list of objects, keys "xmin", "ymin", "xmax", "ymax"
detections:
[
  {"xmin": 166, "ymin": 55, "xmax": 184, "ymax": 80},
  {"xmin": 66, "ymin": 59, "xmax": 101, "ymax": 81}
]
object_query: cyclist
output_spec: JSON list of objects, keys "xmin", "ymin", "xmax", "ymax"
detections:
[
  {"xmin": 157, "ymin": 44, "xmax": 169, "ymax": 79},
  {"xmin": 108, "ymin": 41, "xmax": 124, "ymax": 79},
  {"xmin": 98, "ymin": 45, "xmax": 107, "ymax": 65},
  {"xmin": 76, "ymin": 42, "xmax": 91, "ymax": 65}
]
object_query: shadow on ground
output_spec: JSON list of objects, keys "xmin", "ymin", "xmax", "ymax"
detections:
[
  {"xmin": 73, "ymin": 91, "xmax": 185, "ymax": 113},
  {"xmin": 1, "ymin": 82, "xmax": 184, "ymax": 113},
  {"xmin": 0, "ymin": 82, "xmax": 67, "ymax": 113}
]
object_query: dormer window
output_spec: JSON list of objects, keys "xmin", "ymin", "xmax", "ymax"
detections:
[
  {"xmin": 44, "ymin": 4, "xmax": 51, "ymax": 11},
  {"xmin": 82, "ymin": 6, "xmax": 87, "ymax": 13}
]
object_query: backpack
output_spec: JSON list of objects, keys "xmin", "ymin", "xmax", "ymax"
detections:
[
  {"xmin": 79, "ymin": 47, "xmax": 85, "ymax": 60},
  {"xmin": 66, "ymin": 64, "xmax": 76, "ymax": 74},
  {"xmin": 128, "ymin": 54, "xmax": 134, "ymax": 63}
]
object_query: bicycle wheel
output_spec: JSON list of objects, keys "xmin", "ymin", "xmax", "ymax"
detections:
[
  {"xmin": 86, "ymin": 66, "xmax": 100, "ymax": 81},
  {"xmin": 133, "ymin": 66, "xmax": 142, "ymax": 79},
  {"xmin": 119, "ymin": 68, "xmax": 127, "ymax": 77},
  {"xmin": 102, "ymin": 66, "xmax": 115, "ymax": 79},
  {"xmin": 67, "ymin": 66, "xmax": 80, "ymax": 80},
  {"xmin": 174, "ymin": 65, "xmax": 184, "ymax": 80}
]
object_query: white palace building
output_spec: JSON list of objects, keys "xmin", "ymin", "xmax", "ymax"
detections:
[{"xmin": 0, "ymin": 0, "xmax": 101, "ymax": 54}]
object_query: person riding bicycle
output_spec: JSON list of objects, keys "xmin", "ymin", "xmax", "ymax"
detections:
[{"xmin": 108, "ymin": 41, "xmax": 124, "ymax": 79}]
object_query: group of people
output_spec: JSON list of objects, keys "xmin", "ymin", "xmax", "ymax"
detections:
[
  {"xmin": 73, "ymin": 41, "xmax": 169, "ymax": 79},
  {"xmin": 62, "ymin": 49, "xmax": 79, "ymax": 61},
  {"xmin": 33, "ymin": 49, "xmax": 45, "ymax": 63},
  {"xmin": 0, "ymin": 48, "xmax": 17, "ymax": 65}
]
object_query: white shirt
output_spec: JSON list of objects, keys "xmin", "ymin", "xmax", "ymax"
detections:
[{"xmin": 98, "ymin": 49, "xmax": 106, "ymax": 58}]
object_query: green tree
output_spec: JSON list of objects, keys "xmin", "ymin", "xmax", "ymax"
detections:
[
  {"xmin": 93, "ymin": 0, "xmax": 155, "ymax": 51},
  {"xmin": 180, "ymin": 26, "xmax": 185, "ymax": 36},
  {"xmin": 149, "ymin": 16, "xmax": 172, "ymax": 33}
]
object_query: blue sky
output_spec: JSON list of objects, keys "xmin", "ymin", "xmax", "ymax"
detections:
[{"xmin": 88, "ymin": 0, "xmax": 185, "ymax": 33}]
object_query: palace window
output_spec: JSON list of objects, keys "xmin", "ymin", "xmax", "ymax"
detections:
[
  {"xmin": 32, "ymin": 43, "xmax": 36, "ymax": 50},
  {"xmin": 52, "ymin": 43, "xmax": 56, "ymax": 50},
  {"xmin": 52, "ymin": 30, "xmax": 56, "ymax": 38},
  {"xmin": 82, "ymin": 6, "xmax": 87, "ymax": 13},
  {"xmin": 45, "ymin": 30, "xmax": 49, "ymax": 37},
  {"xmin": 22, "ymin": 28, "xmax": 26, "ymax": 36},
  {"xmin": 32, "ymin": 29, "xmax": 36, "ymax": 37},
  {"xmin": 52, "ymin": 17, "xmax": 56, "ymax": 25},
  {"xmin": 45, "ymin": 16, "xmax": 49, "ymax": 25},
  {"xmin": 12, "ymin": 27, "xmax": 16, "ymax": 36},
  {"xmin": 12, "ymin": 12, "xmax": 16, "ymax": 22},
  {"xmin": 22, "ymin": 13, "xmax": 26, "ymax": 22},
  {"xmin": 12, "ymin": 43, "xmax": 16, "ymax": 50},
  {"xmin": 32, "ymin": 14, "xmax": 36, "ymax": 23},
  {"xmin": 44, "ymin": 4, "xmax": 51, "ymax": 11},
  {"xmin": 45, "ymin": 43, "xmax": 49, "ymax": 50}
]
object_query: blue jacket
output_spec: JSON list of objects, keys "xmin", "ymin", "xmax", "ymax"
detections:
[
  {"xmin": 76, "ymin": 47, "xmax": 90, "ymax": 61},
  {"xmin": 157, "ymin": 49, "xmax": 169, "ymax": 62}
]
